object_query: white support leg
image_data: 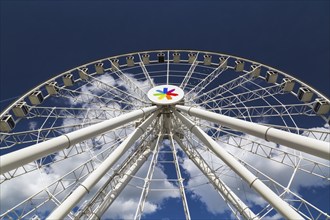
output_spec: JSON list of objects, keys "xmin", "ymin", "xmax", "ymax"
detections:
[
  {"xmin": 176, "ymin": 105, "xmax": 330, "ymax": 160},
  {"xmin": 89, "ymin": 139, "xmax": 158, "ymax": 220},
  {"xmin": 173, "ymin": 135, "xmax": 258, "ymax": 220},
  {"xmin": 173, "ymin": 110, "xmax": 304, "ymax": 220},
  {"xmin": 0, "ymin": 106, "xmax": 158, "ymax": 175},
  {"xmin": 46, "ymin": 112, "xmax": 158, "ymax": 220}
]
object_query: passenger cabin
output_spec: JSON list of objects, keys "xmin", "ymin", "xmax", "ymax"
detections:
[
  {"xmin": 63, "ymin": 74, "xmax": 74, "ymax": 87},
  {"xmin": 126, "ymin": 56, "xmax": 135, "ymax": 67},
  {"xmin": 46, "ymin": 81, "xmax": 59, "ymax": 95},
  {"xmin": 313, "ymin": 99, "xmax": 329, "ymax": 115},
  {"xmin": 29, "ymin": 91, "xmax": 44, "ymax": 105},
  {"xmin": 234, "ymin": 60, "xmax": 244, "ymax": 72},
  {"xmin": 79, "ymin": 68, "xmax": 89, "ymax": 80},
  {"xmin": 250, "ymin": 64, "xmax": 260, "ymax": 78},
  {"xmin": 203, "ymin": 55, "xmax": 212, "ymax": 66},
  {"xmin": 95, "ymin": 62, "xmax": 104, "ymax": 74},
  {"xmin": 173, "ymin": 52, "xmax": 180, "ymax": 63},
  {"xmin": 281, "ymin": 78, "xmax": 295, "ymax": 92},
  {"xmin": 142, "ymin": 54, "xmax": 150, "ymax": 64},
  {"xmin": 12, "ymin": 102, "xmax": 29, "ymax": 117},
  {"xmin": 219, "ymin": 57, "xmax": 227, "ymax": 68},
  {"xmin": 157, "ymin": 53, "xmax": 165, "ymax": 63},
  {"xmin": 266, "ymin": 70, "xmax": 278, "ymax": 83},
  {"xmin": 0, "ymin": 115, "xmax": 15, "ymax": 132},
  {"xmin": 111, "ymin": 59, "xmax": 120, "ymax": 70},
  {"xmin": 188, "ymin": 53, "xmax": 197, "ymax": 63},
  {"xmin": 297, "ymin": 87, "xmax": 313, "ymax": 102}
]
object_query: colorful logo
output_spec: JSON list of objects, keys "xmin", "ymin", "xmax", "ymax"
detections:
[{"xmin": 153, "ymin": 87, "xmax": 178, "ymax": 100}]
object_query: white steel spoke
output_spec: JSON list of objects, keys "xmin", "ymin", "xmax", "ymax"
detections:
[
  {"xmin": 138, "ymin": 53, "xmax": 155, "ymax": 87},
  {"xmin": 169, "ymin": 134, "xmax": 191, "ymax": 220},
  {"xmin": 180, "ymin": 52, "xmax": 199, "ymax": 90}
]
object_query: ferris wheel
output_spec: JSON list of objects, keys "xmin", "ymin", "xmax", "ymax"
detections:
[{"xmin": 0, "ymin": 50, "xmax": 329, "ymax": 220}]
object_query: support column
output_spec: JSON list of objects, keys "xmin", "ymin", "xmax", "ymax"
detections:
[
  {"xmin": 173, "ymin": 135, "xmax": 258, "ymax": 220},
  {"xmin": 174, "ymin": 110, "xmax": 303, "ymax": 220},
  {"xmin": 0, "ymin": 106, "xmax": 158, "ymax": 174},
  {"xmin": 176, "ymin": 105, "xmax": 330, "ymax": 160},
  {"xmin": 46, "ymin": 111, "xmax": 158, "ymax": 220}
]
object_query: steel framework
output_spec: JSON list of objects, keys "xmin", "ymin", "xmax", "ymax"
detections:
[{"xmin": 0, "ymin": 50, "xmax": 329, "ymax": 220}]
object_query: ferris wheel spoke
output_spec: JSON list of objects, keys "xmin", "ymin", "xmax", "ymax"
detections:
[
  {"xmin": 217, "ymin": 103, "xmax": 315, "ymax": 119},
  {"xmin": 47, "ymin": 112, "xmax": 158, "ymax": 219},
  {"xmin": 137, "ymin": 53, "xmax": 155, "ymax": 88},
  {"xmin": 76, "ymin": 131, "xmax": 158, "ymax": 219},
  {"xmin": 199, "ymin": 83, "xmax": 283, "ymax": 108},
  {"xmin": 56, "ymin": 87, "xmax": 137, "ymax": 108},
  {"xmin": 0, "ymin": 141, "xmax": 121, "ymax": 220},
  {"xmin": 0, "ymin": 128, "xmax": 132, "ymax": 184},
  {"xmin": 168, "ymin": 134, "xmax": 191, "ymax": 220},
  {"xmin": 134, "ymin": 131, "xmax": 163, "ymax": 220},
  {"xmin": 185, "ymin": 56, "xmax": 229, "ymax": 98},
  {"xmin": 180, "ymin": 52, "xmax": 200, "ymax": 90},
  {"xmin": 191, "ymin": 71, "xmax": 252, "ymax": 103},
  {"xmin": 87, "ymin": 73, "xmax": 148, "ymax": 104},
  {"xmin": 174, "ymin": 135, "xmax": 258, "ymax": 220},
  {"xmin": 236, "ymin": 158, "xmax": 330, "ymax": 219},
  {"xmin": 174, "ymin": 110, "xmax": 304, "ymax": 219},
  {"xmin": 109, "ymin": 59, "xmax": 149, "ymax": 101}
]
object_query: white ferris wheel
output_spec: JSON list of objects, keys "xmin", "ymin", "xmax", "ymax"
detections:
[{"xmin": 0, "ymin": 50, "xmax": 329, "ymax": 220}]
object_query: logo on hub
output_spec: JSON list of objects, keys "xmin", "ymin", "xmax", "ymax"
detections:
[{"xmin": 153, "ymin": 87, "xmax": 178, "ymax": 100}]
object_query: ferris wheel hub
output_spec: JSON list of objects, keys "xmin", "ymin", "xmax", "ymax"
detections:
[{"xmin": 147, "ymin": 85, "xmax": 184, "ymax": 105}]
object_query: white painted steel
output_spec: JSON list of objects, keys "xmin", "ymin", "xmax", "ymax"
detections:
[
  {"xmin": 176, "ymin": 105, "xmax": 330, "ymax": 160},
  {"xmin": 0, "ymin": 106, "xmax": 157, "ymax": 174},
  {"xmin": 173, "ymin": 135, "xmax": 258, "ymax": 220},
  {"xmin": 89, "ymin": 142, "xmax": 156, "ymax": 220},
  {"xmin": 46, "ymin": 111, "xmax": 158, "ymax": 220},
  {"xmin": 173, "ymin": 110, "xmax": 304, "ymax": 220}
]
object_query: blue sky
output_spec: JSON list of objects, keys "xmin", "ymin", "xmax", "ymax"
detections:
[
  {"xmin": 1, "ymin": 0, "xmax": 329, "ymax": 109},
  {"xmin": 0, "ymin": 1, "xmax": 329, "ymax": 220}
]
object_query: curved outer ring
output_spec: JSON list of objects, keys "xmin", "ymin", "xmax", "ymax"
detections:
[{"xmin": 1, "ymin": 49, "xmax": 329, "ymax": 118}]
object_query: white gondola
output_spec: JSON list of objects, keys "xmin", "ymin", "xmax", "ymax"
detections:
[
  {"xmin": 250, "ymin": 64, "xmax": 260, "ymax": 78},
  {"xmin": 126, "ymin": 56, "xmax": 135, "ymax": 67},
  {"xmin": 188, "ymin": 53, "xmax": 197, "ymax": 63},
  {"xmin": 157, "ymin": 53, "xmax": 165, "ymax": 63},
  {"xmin": 95, "ymin": 63, "xmax": 104, "ymax": 74},
  {"xmin": 266, "ymin": 70, "xmax": 278, "ymax": 83},
  {"xmin": 203, "ymin": 55, "xmax": 212, "ymax": 66},
  {"xmin": 297, "ymin": 87, "xmax": 313, "ymax": 102},
  {"xmin": 63, "ymin": 74, "xmax": 74, "ymax": 87},
  {"xmin": 234, "ymin": 60, "xmax": 244, "ymax": 72},
  {"xmin": 219, "ymin": 57, "xmax": 227, "ymax": 68},
  {"xmin": 46, "ymin": 81, "xmax": 59, "ymax": 95},
  {"xmin": 173, "ymin": 52, "xmax": 180, "ymax": 63},
  {"xmin": 0, "ymin": 115, "xmax": 15, "ymax": 132},
  {"xmin": 12, "ymin": 102, "xmax": 29, "ymax": 117},
  {"xmin": 79, "ymin": 67, "xmax": 89, "ymax": 80},
  {"xmin": 281, "ymin": 78, "xmax": 295, "ymax": 92},
  {"xmin": 142, "ymin": 54, "xmax": 150, "ymax": 64},
  {"xmin": 111, "ymin": 59, "xmax": 120, "ymax": 70},
  {"xmin": 29, "ymin": 91, "xmax": 44, "ymax": 105},
  {"xmin": 313, "ymin": 98, "xmax": 330, "ymax": 115}
]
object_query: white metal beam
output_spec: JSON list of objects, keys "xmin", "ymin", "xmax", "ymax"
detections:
[
  {"xmin": 0, "ymin": 106, "xmax": 158, "ymax": 175},
  {"xmin": 46, "ymin": 111, "xmax": 158, "ymax": 220},
  {"xmin": 175, "ymin": 105, "xmax": 330, "ymax": 160},
  {"xmin": 173, "ymin": 110, "xmax": 304, "ymax": 220},
  {"xmin": 173, "ymin": 135, "xmax": 258, "ymax": 220}
]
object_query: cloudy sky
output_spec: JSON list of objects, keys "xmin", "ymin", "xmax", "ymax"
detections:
[{"xmin": 0, "ymin": 1, "xmax": 329, "ymax": 220}]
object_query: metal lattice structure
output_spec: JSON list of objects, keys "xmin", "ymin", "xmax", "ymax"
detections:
[{"xmin": 0, "ymin": 50, "xmax": 329, "ymax": 220}]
